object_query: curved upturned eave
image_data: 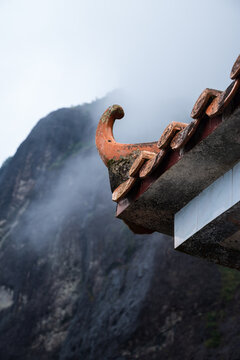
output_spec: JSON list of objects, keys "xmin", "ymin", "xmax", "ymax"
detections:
[{"xmin": 95, "ymin": 105, "xmax": 159, "ymax": 166}]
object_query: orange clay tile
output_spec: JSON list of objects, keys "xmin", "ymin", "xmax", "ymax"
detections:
[
  {"xmin": 191, "ymin": 89, "xmax": 222, "ymax": 119},
  {"xmin": 230, "ymin": 55, "xmax": 240, "ymax": 79},
  {"xmin": 170, "ymin": 119, "xmax": 200, "ymax": 150},
  {"xmin": 129, "ymin": 151, "xmax": 156, "ymax": 177},
  {"xmin": 97, "ymin": 55, "xmax": 240, "ymax": 209},
  {"xmin": 206, "ymin": 79, "xmax": 240, "ymax": 117},
  {"xmin": 96, "ymin": 105, "xmax": 159, "ymax": 166},
  {"xmin": 139, "ymin": 149, "xmax": 167, "ymax": 178},
  {"xmin": 112, "ymin": 177, "xmax": 137, "ymax": 202},
  {"xmin": 157, "ymin": 122, "xmax": 188, "ymax": 149}
]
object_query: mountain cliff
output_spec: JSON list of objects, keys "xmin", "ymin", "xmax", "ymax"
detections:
[{"xmin": 1, "ymin": 98, "xmax": 240, "ymax": 360}]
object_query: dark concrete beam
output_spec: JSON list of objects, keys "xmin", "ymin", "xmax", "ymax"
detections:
[{"xmin": 115, "ymin": 106, "xmax": 240, "ymax": 235}]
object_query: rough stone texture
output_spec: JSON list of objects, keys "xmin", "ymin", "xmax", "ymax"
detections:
[
  {"xmin": 1, "ymin": 99, "xmax": 240, "ymax": 359},
  {"xmin": 108, "ymin": 153, "xmax": 138, "ymax": 192}
]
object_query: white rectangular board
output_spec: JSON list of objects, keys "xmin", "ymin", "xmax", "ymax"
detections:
[{"xmin": 174, "ymin": 160, "xmax": 240, "ymax": 248}]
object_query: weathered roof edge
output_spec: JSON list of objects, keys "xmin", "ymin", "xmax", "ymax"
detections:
[{"xmin": 95, "ymin": 55, "xmax": 240, "ymax": 234}]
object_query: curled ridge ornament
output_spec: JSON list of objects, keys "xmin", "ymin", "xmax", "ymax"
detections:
[{"xmin": 96, "ymin": 105, "xmax": 159, "ymax": 166}]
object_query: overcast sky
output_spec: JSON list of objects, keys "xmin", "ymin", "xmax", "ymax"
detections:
[{"xmin": 0, "ymin": 0, "xmax": 239, "ymax": 165}]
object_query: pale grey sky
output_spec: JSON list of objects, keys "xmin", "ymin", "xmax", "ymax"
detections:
[{"xmin": 0, "ymin": 0, "xmax": 239, "ymax": 165}]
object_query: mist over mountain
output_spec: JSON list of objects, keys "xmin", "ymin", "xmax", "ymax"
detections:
[{"xmin": 1, "ymin": 97, "xmax": 240, "ymax": 360}]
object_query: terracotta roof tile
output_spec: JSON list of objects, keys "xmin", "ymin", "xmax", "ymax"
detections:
[
  {"xmin": 129, "ymin": 151, "xmax": 156, "ymax": 177},
  {"xmin": 206, "ymin": 79, "xmax": 240, "ymax": 117},
  {"xmin": 157, "ymin": 122, "xmax": 188, "ymax": 149},
  {"xmin": 170, "ymin": 119, "xmax": 200, "ymax": 150},
  {"xmin": 112, "ymin": 177, "xmax": 137, "ymax": 202},
  {"xmin": 191, "ymin": 88, "xmax": 221, "ymax": 119},
  {"xmin": 96, "ymin": 55, "xmax": 240, "ymax": 221},
  {"xmin": 139, "ymin": 150, "xmax": 166, "ymax": 178}
]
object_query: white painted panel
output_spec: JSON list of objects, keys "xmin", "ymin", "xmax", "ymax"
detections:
[
  {"xmin": 174, "ymin": 161, "xmax": 240, "ymax": 248},
  {"xmin": 197, "ymin": 169, "xmax": 232, "ymax": 230},
  {"xmin": 232, "ymin": 161, "xmax": 240, "ymax": 205},
  {"xmin": 174, "ymin": 196, "xmax": 198, "ymax": 248}
]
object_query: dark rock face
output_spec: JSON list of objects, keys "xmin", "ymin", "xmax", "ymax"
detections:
[{"xmin": 1, "ymin": 99, "xmax": 240, "ymax": 360}]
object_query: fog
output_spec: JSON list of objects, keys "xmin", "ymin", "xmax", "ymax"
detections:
[
  {"xmin": 18, "ymin": 151, "xmax": 109, "ymax": 249},
  {"xmin": 0, "ymin": 0, "xmax": 239, "ymax": 164},
  {"xmin": 1, "ymin": 4, "xmax": 240, "ymax": 358}
]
